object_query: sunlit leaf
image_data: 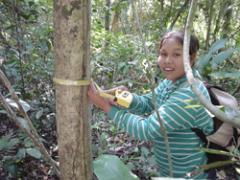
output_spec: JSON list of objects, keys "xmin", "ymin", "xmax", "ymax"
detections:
[
  {"xmin": 93, "ymin": 154, "xmax": 139, "ymax": 180},
  {"xmin": 184, "ymin": 104, "xmax": 202, "ymax": 109},
  {"xmin": 209, "ymin": 39, "xmax": 227, "ymax": 54},
  {"xmin": 6, "ymin": 98, "xmax": 31, "ymax": 112},
  {"xmin": 19, "ymin": 99, "xmax": 31, "ymax": 112},
  {"xmin": 0, "ymin": 110, "xmax": 7, "ymax": 114}
]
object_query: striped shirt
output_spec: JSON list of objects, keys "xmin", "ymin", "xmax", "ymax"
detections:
[{"xmin": 107, "ymin": 75, "xmax": 213, "ymax": 179}]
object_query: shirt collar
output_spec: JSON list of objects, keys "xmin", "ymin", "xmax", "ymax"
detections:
[{"xmin": 165, "ymin": 69, "xmax": 201, "ymax": 88}]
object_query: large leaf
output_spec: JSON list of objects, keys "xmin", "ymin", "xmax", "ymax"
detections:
[
  {"xmin": 196, "ymin": 39, "xmax": 227, "ymax": 73},
  {"xmin": 210, "ymin": 71, "xmax": 240, "ymax": 79},
  {"xmin": 208, "ymin": 39, "xmax": 227, "ymax": 54},
  {"xmin": 211, "ymin": 48, "xmax": 235, "ymax": 69},
  {"xmin": 196, "ymin": 52, "xmax": 212, "ymax": 71},
  {"xmin": 6, "ymin": 98, "xmax": 31, "ymax": 112},
  {"xmin": 93, "ymin": 154, "xmax": 139, "ymax": 180}
]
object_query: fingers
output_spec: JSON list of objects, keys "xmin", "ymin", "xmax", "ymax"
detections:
[{"xmin": 118, "ymin": 85, "xmax": 128, "ymax": 91}]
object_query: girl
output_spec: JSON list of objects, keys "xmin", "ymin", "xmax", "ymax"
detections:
[{"xmin": 88, "ymin": 30, "xmax": 213, "ymax": 179}]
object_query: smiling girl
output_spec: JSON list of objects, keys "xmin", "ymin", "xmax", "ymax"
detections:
[{"xmin": 88, "ymin": 30, "xmax": 213, "ymax": 179}]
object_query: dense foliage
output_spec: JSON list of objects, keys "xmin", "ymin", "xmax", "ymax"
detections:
[{"xmin": 0, "ymin": 0, "xmax": 240, "ymax": 179}]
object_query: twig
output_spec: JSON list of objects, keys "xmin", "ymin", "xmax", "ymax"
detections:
[
  {"xmin": 151, "ymin": 88, "xmax": 173, "ymax": 177},
  {"xmin": 169, "ymin": 0, "xmax": 189, "ymax": 29},
  {"xmin": 130, "ymin": 0, "xmax": 148, "ymax": 55},
  {"xmin": 189, "ymin": 160, "xmax": 236, "ymax": 177},
  {"xmin": 183, "ymin": 0, "xmax": 240, "ymax": 128},
  {"xmin": 0, "ymin": 69, "xmax": 60, "ymax": 176},
  {"xmin": 130, "ymin": 0, "xmax": 173, "ymax": 176}
]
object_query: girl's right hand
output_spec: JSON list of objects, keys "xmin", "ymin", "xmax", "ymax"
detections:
[
  {"xmin": 103, "ymin": 86, "xmax": 129, "ymax": 106},
  {"xmin": 88, "ymin": 82, "xmax": 111, "ymax": 113}
]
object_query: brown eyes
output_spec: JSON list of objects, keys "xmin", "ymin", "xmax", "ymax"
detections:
[
  {"xmin": 159, "ymin": 52, "xmax": 167, "ymax": 57},
  {"xmin": 159, "ymin": 53, "xmax": 181, "ymax": 57}
]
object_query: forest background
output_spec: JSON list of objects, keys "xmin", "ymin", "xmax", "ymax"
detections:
[{"xmin": 0, "ymin": 0, "xmax": 240, "ymax": 179}]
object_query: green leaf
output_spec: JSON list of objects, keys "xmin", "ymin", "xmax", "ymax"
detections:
[
  {"xmin": 6, "ymin": 98, "xmax": 31, "ymax": 112},
  {"xmin": 196, "ymin": 52, "xmax": 212, "ymax": 72},
  {"xmin": 196, "ymin": 39, "xmax": 227, "ymax": 73},
  {"xmin": 0, "ymin": 136, "xmax": 19, "ymax": 151},
  {"xmin": 16, "ymin": 117, "xmax": 30, "ymax": 131},
  {"xmin": 209, "ymin": 39, "xmax": 227, "ymax": 54},
  {"xmin": 35, "ymin": 108, "xmax": 43, "ymax": 119},
  {"xmin": 210, "ymin": 71, "xmax": 240, "ymax": 79},
  {"xmin": 26, "ymin": 148, "xmax": 42, "ymax": 159},
  {"xmin": 93, "ymin": 154, "xmax": 139, "ymax": 180},
  {"xmin": 211, "ymin": 48, "xmax": 235, "ymax": 69},
  {"xmin": 16, "ymin": 148, "xmax": 26, "ymax": 159},
  {"xmin": 0, "ymin": 110, "xmax": 7, "ymax": 114},
  {"xmin": 184, "ymin": 104, "xmax": 202, "ymax": 109},
  {"xmin": 19, "ymin": 99, "xmax": 31, "ymax": 112}
]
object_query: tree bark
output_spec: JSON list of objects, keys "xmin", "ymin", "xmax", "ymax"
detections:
[
  {"xmin": 221, "ymin": 0, "xmax": 233, "ymax": 38},
  {"xmin": 205, "ymin": 0, "xmax": 215, "ymax": 49},
  {"xmin": 111, "ymin": 0, "xmax": 121, "ymax": 32},
  {"xmin": 53, "ymin": 0, "xmax": 92, "ymax": 179},
  {"xmin": 169, "ymin": 0, "xmax": 189, "ymax": 29},
  {"xmin": 105, "ymin": 0, "xmax": 111, "ymax": 31}
]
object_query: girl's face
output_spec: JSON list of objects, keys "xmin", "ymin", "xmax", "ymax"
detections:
[{"xmin": 158, "ymin": 38, "xmax": 186, "ymax": 82}]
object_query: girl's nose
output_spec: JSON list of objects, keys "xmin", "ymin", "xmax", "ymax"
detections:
[{"xmin": 165, "ymin": 56, "xmax": 172, "ymax": 64}]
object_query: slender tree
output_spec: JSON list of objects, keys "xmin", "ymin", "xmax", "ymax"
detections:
[
  {"xmin": 221, "ymin": 0, "xmax": 233, "ymax": 38},
  {"xmin": 53, "ymin": 0, "xmax": 92, "ymax": 179},
  {"xmin": 205, "ymin": 0, "xmax": 215, "ymax": 49}
]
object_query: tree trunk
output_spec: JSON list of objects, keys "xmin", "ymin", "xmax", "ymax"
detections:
[
  {"xmin": 205, "ymin": 0, "xmax": 215, "ymax": 49},
  {"xmin": 53, "ymin": 0, "xmax": 92, "ymax": 179},
  {"xmin": 169, "ymin": 0, "xmax": 189, "ymax": 29},
  {"xmin": 105, "ymin": 0, "xmax": 111, "ymax": 31},
  {"xmin": 221, "ymin": 0, "xmax": 233, "ymax": 38},
  {"xmin": 111, "ymin": 2, "xmax": 121, "ymax": 32}
]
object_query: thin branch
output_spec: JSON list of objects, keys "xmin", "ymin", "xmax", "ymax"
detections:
[
  {"xmin": 169, "ymin": 0, "xmax": 189, "ymax": 29},
  {"xmin": 130, "ymin": 0, "xmax": 173, "ymax": 175},
  {"xmin": 183, "ymin": 0, "xmax": 240, "ymax": 128},
  {"xmin": 205, "ymin": 0, "xmax": 215, "ymax": 49},
  {"xmin": 152, "ymin": 89, "xmax": 173, "ymax": 177},
  {"xmin": 130, "ymin": 0, "xmax": 148, "ymax": 55},
  {"xmin": 0, "ymin": 69, "xmax": 60, "ymax": 176}
]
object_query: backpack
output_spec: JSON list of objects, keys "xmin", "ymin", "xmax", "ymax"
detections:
[{"xmin": 192, "ymin": 83, "xmax": 239, "ymax": 165}]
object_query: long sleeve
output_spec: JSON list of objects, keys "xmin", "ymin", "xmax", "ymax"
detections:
[
  {"xmin": 108, "ymin": 82, "xmax": 213, "ymax": 141},
  {"xmin": 127, "ymin": 79, "xmax": 172, "ymax": 115},
  {"xmin": 107, "ymin": 77, "xmax": 214, "ymax": 179}
]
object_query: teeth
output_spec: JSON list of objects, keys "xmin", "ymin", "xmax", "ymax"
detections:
[{"xmin": 164, "ymin": 68, "xmax": 174, "ymax": 71}]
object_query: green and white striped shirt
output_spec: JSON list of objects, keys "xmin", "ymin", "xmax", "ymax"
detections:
[{"xmin": 108, "ymin": 76, "xmax": 213, "ymax": 179}]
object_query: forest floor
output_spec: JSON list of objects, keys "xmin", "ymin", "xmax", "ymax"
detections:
[{"xmin": 1, "ymin": 109, "xmax": 240, "ymax": 179}]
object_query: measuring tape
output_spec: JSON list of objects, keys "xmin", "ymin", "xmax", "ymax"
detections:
[{"xmin": 93, "ymin": 81, "xmax": 133, "ymax": 108}]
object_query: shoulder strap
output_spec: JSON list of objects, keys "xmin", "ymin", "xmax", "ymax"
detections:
[
  {"xmin": 191, "ymin": 128, "xmax": 208, "ymax": 144},
  {"xmin": 204, "ymin": 82, "xmax": 221, "ymax": 105}
]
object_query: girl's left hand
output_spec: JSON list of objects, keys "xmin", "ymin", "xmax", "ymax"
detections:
[{"xmin": 88, "ymin": 82, "xmax": 111, "ymax": 113}]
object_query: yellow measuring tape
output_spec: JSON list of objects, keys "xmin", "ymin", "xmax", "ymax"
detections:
[
  {"xmin": 93, "ymin": 81, "xmax": 133, "ymax": 108},
  {"xmin": 53, "ymin": 78, "xmax": 90, "ymax": 86},
  {"xmin": 53, "ymin": 77, "xmax": 133, "ymax": 108}
]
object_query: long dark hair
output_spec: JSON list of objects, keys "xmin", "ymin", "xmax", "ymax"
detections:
[{"xmin": 159, "ymin": 30, "xmax": 199, "ymax": 56}]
